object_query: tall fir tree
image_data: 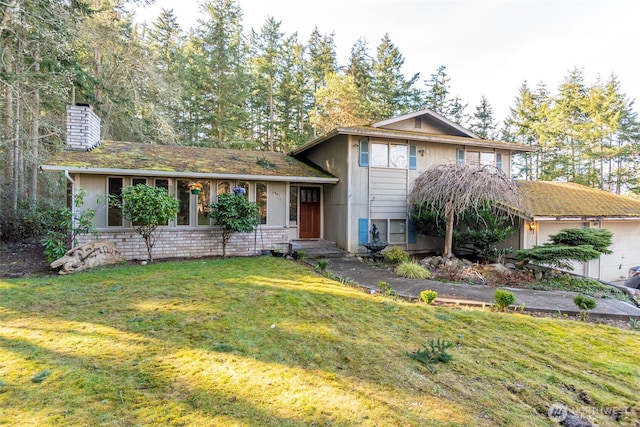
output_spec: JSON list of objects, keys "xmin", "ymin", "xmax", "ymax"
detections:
[
  {"xmin": 469, "ymin": 95, "xmax": 497, "ymax": 139},
  {"xmin": 370, "ymin": 33, "xmax": 421, "ymax": 120},
  {"xmin": 188, "ymin": 0, "xmax": 249, "ymax": 147}
]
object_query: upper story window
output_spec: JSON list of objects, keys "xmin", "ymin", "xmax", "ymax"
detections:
[{"xmin": 366, "ymin": 142, "xmax": 413, "ymax": 169}]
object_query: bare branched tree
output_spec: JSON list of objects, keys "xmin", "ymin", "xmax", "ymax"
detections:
[{"xmin": 409, "ymin": 163, "xmax": 522, "ymax": 258}]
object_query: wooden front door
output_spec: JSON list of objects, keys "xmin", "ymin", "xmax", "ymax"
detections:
[{"xmin": 299, "ymin": 187, "xmax": 321, "ymax": 238}]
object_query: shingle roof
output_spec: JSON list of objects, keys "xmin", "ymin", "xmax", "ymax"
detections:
[
  {"xmin": 40, "ymin": 140, "xmax": 337, "ymax": 182},
  {"xmin": 517, "ymin": 180, "xmax": 640, "ymax": 218}
]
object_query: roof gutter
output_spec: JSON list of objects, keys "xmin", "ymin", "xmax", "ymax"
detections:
[{"xmin": 41, "ymin": 165, "xmax": 339, "ymax": 184}]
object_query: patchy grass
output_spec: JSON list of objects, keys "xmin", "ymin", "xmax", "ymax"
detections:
[{"xmin": 1, "ymin": 257, "xmax": 639, "ymax": 426}]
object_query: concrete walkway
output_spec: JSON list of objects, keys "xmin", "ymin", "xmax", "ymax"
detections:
[{"xmin": 324, "ymin": 256, "xmax": 640, "ymax": 320}]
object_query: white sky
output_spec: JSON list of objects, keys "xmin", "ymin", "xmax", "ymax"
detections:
[{"xmin": 133, "ymin": 0, "xmax": 640, "ymax": 123}]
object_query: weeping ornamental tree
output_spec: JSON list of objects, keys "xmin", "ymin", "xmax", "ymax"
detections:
[{"xmin": 409, "ymin": 163, "xmax": 522, "ymax": 258}]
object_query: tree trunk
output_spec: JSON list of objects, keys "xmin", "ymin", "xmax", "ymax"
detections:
[
  {"xmin": 29, "ymin": 60, "xmax": 40, "ymax": 204},
  {"xmin": 443, "ymin": 202, "xmax": 455, "ymax": 258}
]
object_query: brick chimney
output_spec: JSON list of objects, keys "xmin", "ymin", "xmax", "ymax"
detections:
[{"xmin": 66, "ymin": 104, "xmax": 101, "ymax": 151}]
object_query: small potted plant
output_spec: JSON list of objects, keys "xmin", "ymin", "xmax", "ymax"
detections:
[{"xmin": 188, "ymin": 182, "xmax": 203, "ymax": 195}]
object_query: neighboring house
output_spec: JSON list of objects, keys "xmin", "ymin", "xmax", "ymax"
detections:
[
  {"xmin": 41, "ymin": 105, "xmax": 535, "ymax": 260},
  {"xmin": 511, "ymin": 181, "xmax": 640, "ymax": 282}
]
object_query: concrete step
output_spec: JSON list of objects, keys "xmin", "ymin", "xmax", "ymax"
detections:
[{"xmin": 289, "ymin": 240, "xmax": 346, "ymax": 259}]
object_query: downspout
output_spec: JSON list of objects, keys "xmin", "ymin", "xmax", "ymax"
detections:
[{"xmin": 65, "ymin": 170, "xmax": 77, "ymax": 248}]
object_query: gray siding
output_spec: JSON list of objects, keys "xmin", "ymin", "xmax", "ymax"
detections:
[
  {"xmin": 297, "ymin": 135, "xmax": 349, "ymax": 249},
  {"xmin": 370, "ymin": 168, "xmax": 407, "ymax": 218}
]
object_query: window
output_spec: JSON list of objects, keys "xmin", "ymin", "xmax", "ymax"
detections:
[
  {"xmin": 414, "ymin": 117, "xmax": 421, "ymax": 129},
  {"xmin": 496, "ymin": 153, "xmax": 503, "ymax": 171},
  {"xmin": 466, "ymin": 150, "xmax": 480, "ymax": 165},
  {"xmin": 108, "ymin": 177, "xmax": 123, "ymax": 227},
  {"xmin": 236, "ymin": 181, "xmax": 250, "ymax": 198},
  {"xmin": 480, "ymin": 152, "xmax": 495, "ymax": 166},
  {"xmin": 359, "ymin": 140, "xmax": 369, "ymax": 166},
  {"xmin": 256, "ymin": 182, "xmax": 267, "ymax": 225},
  {"xmin": 389, "ymin": 144, "xmax": 407, "ymax": 168},
  {"xmin": 389, "ymin": 219, "xmax": 406, "ymax": 243},
  {"xmin": 371, "ymin": 143, "xmax": 389, "ymax": 167},
  {"xmin": 197, "ymin": 181, "xmax": 211, "ymax": 225},
  {"xmin": 217, "ymin": 180, "xmax": 231, "ymax": 195},
  {"xmin": 289, "ymin": 185, "xmax": 298, "ymax": 226},
  {"xmin": 457, "ymin": 149, "xmax": 465, "ymax": 166},
  {"xmin": 132, "ymin": 177, "xmax": 147, "ymax": 186},
  {"xmin": 155, "ymin": 179, "xmax": 170, "ymax": 225},
  {"xmin": 409, "ymin": 145, "xmax": 417, "ymax": 170},
  {"xmin": 155, "ymin": 179, "xmax": 169, "ymax": 190},
  {"xmin": 176, "ymin": 179, "xmax": 191, "ymax": 225}
]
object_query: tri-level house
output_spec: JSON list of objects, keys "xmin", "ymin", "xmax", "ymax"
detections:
[{"xmin": 42, "ymin": 105, "xmax": 640, "ymax": 282}]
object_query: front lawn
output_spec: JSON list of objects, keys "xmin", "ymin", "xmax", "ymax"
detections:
[{"xmin": 1, "ymin": 257, "xmax": 638, "ymax": 426}]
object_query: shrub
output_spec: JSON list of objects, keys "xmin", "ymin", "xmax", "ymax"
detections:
[
  {"xmin": 516, "ymin": 227, "xmax": 613, "ymax": 270},
  {"xmin": 574, "ymin": 295, "xmax": 597, "ymax": 321},
  {"xmin": 42, "ymin": 190, "xmax": 98, "ymax": 263},
  {"xmin": 118, "ymin": 184, "xmax": 179, "ymax": 263},
  {"xmin": 383, "ymin": 247, "xmax": 410, "ymax": 265},
  {"xmin": 408, "ymin": 338, "xmax": 454, "ymax": 368},
  {"xmin": 420, "ymin": 289, "xmax": 438, "ymax": 304},
  {"xmin": 378, "ymin": 281, "xmax": 396, "ymax": 296},
  {"xmin": 396, "ymin": 260, "xmax": 432, "ymax": 279},
  {"xmin": 208, "ymin": 191, "xmax": 260, "ymax": 257},
  {"xmin": 315, "ymin": 259, "xmax": 329, "ymax": 272},
  {"xmin": 494, "ymin": 289, "xmax": 515, "ymax": 311}
]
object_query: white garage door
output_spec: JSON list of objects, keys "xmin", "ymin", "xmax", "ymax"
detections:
[{"xmin": 599, "ymin": 221, "xmax": 640, "ymax": 282}]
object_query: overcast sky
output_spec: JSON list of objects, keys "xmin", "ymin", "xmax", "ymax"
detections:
[{"xmin": 133, "ymin": 0, "xmax": 639, "ymax": 123}]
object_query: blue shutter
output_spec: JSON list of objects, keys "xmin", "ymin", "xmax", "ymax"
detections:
[
  {"xmin": 359, "ymin": 140, "xmax": 369, "ymax": 167},
  {"xmin": 408, "ymin": 219, "xmax": 417, "ymax": 244},
  {"xmin": 409, "ymin": 145, "xmax": 417, "ymax": 170},
  {"xmin": 358, "ymin": 218, "xmax": 369, "ymax": 245}
]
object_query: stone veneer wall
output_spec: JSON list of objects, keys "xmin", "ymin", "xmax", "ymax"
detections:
[{"xmin": 77, "ymin": 227, "xmax": 290, "ymax": 261}]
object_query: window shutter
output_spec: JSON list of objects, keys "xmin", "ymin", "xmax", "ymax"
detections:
[
  {"xmin": 408, "ymin": 219, "xmax": 417, "ymax": 244},
  {"xmin": 359, "ymin": 140, "xmax": 369, "ymax": 167},
  {"xmin": 409, "ymin": 145, "xmax": 417, "ymax": 170},
  {"xmin": 358, "ymin": 218, "xmax": 369, "ymax": 245}
]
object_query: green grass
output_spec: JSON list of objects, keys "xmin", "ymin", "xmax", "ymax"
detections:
[{"xmin": 1, "ymin": 257, "xmax": 639, "ymax": 426}]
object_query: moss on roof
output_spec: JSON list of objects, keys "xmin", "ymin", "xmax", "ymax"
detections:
[
  {"xmin": 517, "ymin": 180, "xmax": 640, "ymax": 218},
  {"xmin": 42, "ymin": 140, "xmax": 334, "ymax": 179}
]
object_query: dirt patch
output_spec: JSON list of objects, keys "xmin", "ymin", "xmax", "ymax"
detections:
[{"xmin": 0, "ymin": 240, "xmax": 53, "ymax": 278}]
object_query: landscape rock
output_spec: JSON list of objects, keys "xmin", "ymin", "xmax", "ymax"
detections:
[{"xmin": 50, "ymin": 242, "xmax": 125, "ymax": 274}]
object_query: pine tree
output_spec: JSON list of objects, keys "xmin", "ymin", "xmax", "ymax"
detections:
[
  {"xmin": 469, "ymin": 95, "xmax": 497, "ymax": 139},
  {"xmin": 371, "ymin": 33, "xmax": 421, "ymax": 120},
  {"xmin": 188, "ymin": 0, "xmax": 249, "ymax": 147},
  {"xmin": 423, "ymin": 65, "xmax": 468, "ymax": 124},
  {"xmin": 247, "ymin": 17, "xmax": 285, "ymax": 151}
]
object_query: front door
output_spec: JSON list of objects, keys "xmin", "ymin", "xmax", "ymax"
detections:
[{"xmin": 299, "ymin": 187, "xmax": 321, "ymax": 238}]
